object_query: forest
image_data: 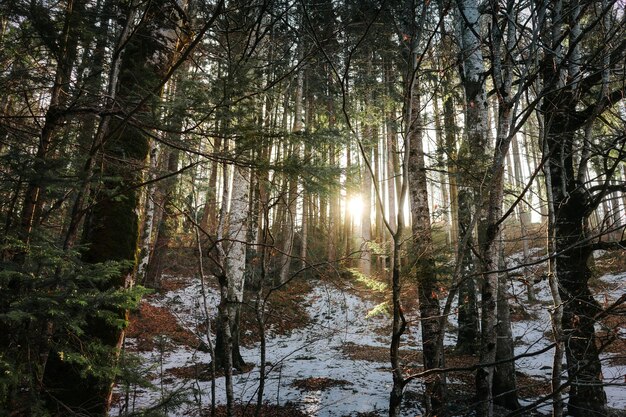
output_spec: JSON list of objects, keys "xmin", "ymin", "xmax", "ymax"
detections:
[{"xmin": 0, "ymin": 0, "xmax": 625, "ymax": 416}]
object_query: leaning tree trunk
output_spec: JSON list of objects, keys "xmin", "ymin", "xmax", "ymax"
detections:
[{"xmin": 41, "ymin": 1, "xmax": 189, "ymax": 414}]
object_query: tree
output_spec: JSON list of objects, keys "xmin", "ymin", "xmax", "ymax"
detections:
[
  {"xmin": 455, "ymin": 0, "xmax": 489, "ymax": 354},
  {"xmin": 17, "ymin": 0, "xmax": 87, "ymax": 252},
  {"xmin": 538, "ymin": 1, "xmax": 626, "ymax": 415},
  {"xmin": 41, "ymin": 0, "xmax": 191, "ymax": 413},
  {"xmin": 404, "ymin": 1, "xmax": 447, "ymax": 414},
  {"xmin": 475, "ymin": 0, "xmax": 524, "ymax": 413}
]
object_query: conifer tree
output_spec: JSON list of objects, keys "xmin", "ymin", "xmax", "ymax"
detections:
[{"xmin": 41, "ymin": 0, "xmax": 191, "ymax": 413}]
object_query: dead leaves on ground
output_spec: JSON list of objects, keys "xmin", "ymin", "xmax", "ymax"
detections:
[
  {"xmin": 292, "ymin": 377, "xmax": 353, "ymax": 391},
  {"xmin": 340, "ymin": 342, "xmax": 422, "ymax": 366},
  {"xmin": 166, "ymin": 362, "xmax": 254, "ymax": 382},
  {"xmin": 126, "ymin": 302, "xmax": 201, "ymax": 351},
  {"xmin": 205, "ymin": 402, "xmax": 309, "ymax": 416}
]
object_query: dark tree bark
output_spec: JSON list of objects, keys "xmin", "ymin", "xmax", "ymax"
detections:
[
  {"xmin": 537, "ymin": 0, "xmax": 626, "ymax": 414},
  {"xmin": 544, "ymin": 114, "xmax": 607, "ymax": 417},
  {"xmin": 41, "ymin": 1, "xmax": 189, "ymax": 414},
  {"xmin": 456, "ymin": 189, "xmax": 480, "ymax": 353}
]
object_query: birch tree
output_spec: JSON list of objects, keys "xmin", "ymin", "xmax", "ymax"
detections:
[
  {"xmin": 455, "ymin": 0, "xmax": 489, "ymax": 353},
  {"xmin": 473, "ymin": 0, "xmax": 526, "ymax": 413}
]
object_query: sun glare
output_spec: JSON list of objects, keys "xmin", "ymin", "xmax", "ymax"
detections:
[{"xmin": 348, "ymin": 196, "xmax": 364, "ymax": 218}]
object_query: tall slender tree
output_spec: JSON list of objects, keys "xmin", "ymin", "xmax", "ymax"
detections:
[{"xmin": 455, "ymin": 0, "xmax": 489, "ymax": 354}]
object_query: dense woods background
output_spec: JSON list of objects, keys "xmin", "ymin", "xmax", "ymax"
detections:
[{"xmin": 0, "ymin": 0, "xmax": 625, "ymax": 416}]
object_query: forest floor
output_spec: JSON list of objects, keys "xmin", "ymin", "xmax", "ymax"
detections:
[{"xmin": 110, "ymin": 249, "xmax": 626, "ymax": 417}]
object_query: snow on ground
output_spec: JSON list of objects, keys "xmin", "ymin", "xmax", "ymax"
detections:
[
  {"xmin": 505, "ymin": 253, "xmax": 626, "ymax": 412},
  {"xmin": 112, "ymin": 256, "xmax": 625, "ymax": 416},
  {"xmin": 113, "ymin": 278, "xmax": 424, "ymax": 416}
]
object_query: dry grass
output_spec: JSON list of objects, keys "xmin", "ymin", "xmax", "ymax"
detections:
[
  {"xmin": 340, "ymin": 342, "xmax": 422, "ymax": 365},
  {"xmin": 166, "ymin": 362, "xmax": 254, "ymax": 382},
  {"xmin": 205, "ymin": 403, "xmax": 310, "ymax": 416},
  {"xmin": 606, "ymin": 354, "xmax": 626, "ymax": 367},
  {"xmin": 592, "ymin": 250, "xmax": 626, "ymax": 278},
  {"xmin": 158, "ymin": 275, "xmax": 195, "ymax": 293},
  {"xmin": 291, "ymin": 377, "xmax": 353, "ymax": 391},
  {"xmin": 130, "ymin": 275, "xmax": 313, "ymax": 353},
  {"xmin": 597, "ymin": 328, "xmax": 626, "ymax": 355},
  {"xmin": 597, "ymin": 300, "xmax": 626, "ymax": 356},
  {"xmin": 238, "ymin": 279, "xmax": 312, "ymax": 346},
  {"xmin": 445, "ymin": 351, "xmax": 480, "ymax": 387},
  {"xmin": 126, "ymin": 302, "xmax": 201, "ymax": 351},
  {"xmin": 516, "ymin": 372, "xmax": 553, "ymax": 398},
  {"xmin": 501, "ymin": 221, "xmax": 547, "ymax": 254}
]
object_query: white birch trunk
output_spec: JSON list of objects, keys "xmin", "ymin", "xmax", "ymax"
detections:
[
  {"xmin": 137, "ymin": 144, "xmax": 158, "ymax": 281},
  {"xmin": 225, "ymin": 165, "xmax": 250, "ymax": 308}
]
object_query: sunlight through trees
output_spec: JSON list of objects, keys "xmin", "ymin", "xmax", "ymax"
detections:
[{"xmin": 0, "ymin": 0, "xmax": 625, "ymax": 416}]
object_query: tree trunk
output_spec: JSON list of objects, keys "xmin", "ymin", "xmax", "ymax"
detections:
[
  {"xmin": 389, "ymin": 197, "xmax": 407, "ymax": 417},
  {"xmin": 407, "ymin": 85, "xmax": 446, "ymax": 416},
  {"xmin": 344, "ymin": 145, "xmax": 353, "ymax": 262},
  {"xmin": 432, "ymin": 93, "xmax": 450, "ymax": 229},
  {"xmin": 42, "ymin": 1, "xmax": 189, "ymax": 413},
  {"xmin": 543, "ymin": 121, "xmax": 565, "ymax": 417},
  {"xmin": 476, "ymin": 0, "xmax": 522, "ymax": 413},
  {"xmin": 456, "ymin": 189, "xmax": 479, "ymax": 353},
  {"xmin": 455, "ymin": 0, "xmax": 490, "ymax": 354},
  {"xmin": 61, "ymin": 0, "xmax": 135, "ymax": 251},
  {"xmin": 215, "ymin": 163, "xmax": 250, "ymax": 371},
  {"xmin": 137, "ymin": 144, "xmax": 159, "ymax": 283},
  {"xmin": 511, "ymin": 133, "xmax": 534, "ymax": 301},
  {"xmin": 145, "ymin": 147, "xmax": 180, "ymax": 287},
  {"xmin": 548, "ymin": 135, "xmax": 607, "ymax": 417},
  {"xmin": 278, "ymin": 62, "xmax": 304, "ymax": 284},
  {"xmin": 359, "ymin": 124, "xmax": 373, "ymax": 277},
  {"xmin": 374, "ymin": 131, "xmax": 384, "ymax": 272},
  {"xmin": 493, "ymin": 242, "xmax": 520, "ymax": 410},
  {"xmin": 540, "ymin": 0, "xmax": 608, "ymax": 413},
  {"xmin": 476, "ymin": 115, "xmax": 510, "ymax": 417},
  {"xmin": 200, "ymin": 134, "xmax": 223, "ymax": 236},
  {"xmin": 144, "ymin": 67, "xmax": 189, "ymax": 287},
  {"xmin": 327, "ymin": 143, "xmax": 339, "ymax": 263}
]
